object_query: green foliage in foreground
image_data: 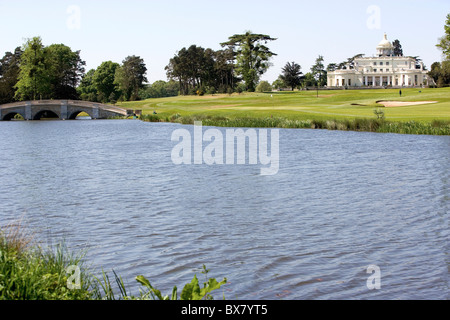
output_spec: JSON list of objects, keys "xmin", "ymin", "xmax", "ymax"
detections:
[
  {"xmin": 0, "ymin": 239, "xmax": 93, "ymax": 300},
  {"xmin": 0, "ymin": 228, "xmax": 226, "ymax": 300},
  {"xmin": 96, "ymin": 265, "xmax": 227, "ymax": 301}
]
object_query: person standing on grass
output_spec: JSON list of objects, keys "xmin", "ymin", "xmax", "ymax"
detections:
[{"xmin": 399, "ymin": 89, "xmax": 402, "ymax": 97}]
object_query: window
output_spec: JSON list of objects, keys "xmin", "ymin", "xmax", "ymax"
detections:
[
  {"xmin": 386, "ymin": 69, "xmax": 390, "ymax": 72},
  {"xmin": 386, "ymin": 62, "xmax": 390, "ymax": 66},
  {"xmin": 380, "ymin": 69, "xmax": 383, "ymax": 72},
  {"xmin": 374, "ymin": 69, "xmax": 377, "ymax": 72},
  {"xmin": 373, "ymin": 62, "xmax": 377, "ymax": 66},
  {"xmin": 380, "ymin": 62, "xmax": 384, "ymax": 66}
]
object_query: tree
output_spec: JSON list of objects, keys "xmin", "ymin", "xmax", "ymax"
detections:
[
  {"xmin": 0, "ymin": 47, "xmax": 22, "ymax": 104},
  {"xmin": 302, "ymin": 73, "xmax": 317, "ymax": 87},
  {"xmin": 14, "ymin": 37, "xmax": 85, "ymax": 101},
  {"xmin": 428, "ymin": 61, "xmax": 450, "ymax": 87},
  {"xmin": 393, "ymin": 40, "xmax": 403, "ymax": 57},
  {"xmin": 165, "ymin": 45, "xmax": 236, "ymax": 95},
  {"xmin": 77, "ymin": 69, "xmax": 98, "ymax": 101},
  {"xmin": 166, "ymin": 45, "xmax": 216, "ymax": 95},
  {"xmin": 255, "ymin": 80, "xmax": 272, "ymax": 92},
  {"xmin": 347, "ymin": 54, "xmax": 365, "ymax": 69},
  {"xmin": 437, "ymin": 13, "xmax": 450, "ymax": 60},
  {"xmin": 139, "ymin": 80, "xmax": 179, "ymax": 99},
  {"xmin": 280, "ymin": 61, "xmax": 303, "ymax": 91},
  {"xmin": 311, "ymin": 55, "xmax": 327, "ymax": 87},
  {"xmin": 439, "ymin": 61, "xmax": 450, "ymax": 86},
  {"xmin": 221, "ymin": 31, "xmax": 277, "ymax": 92},
  {"xmin": 93, "ymin": 61, "xmax": 121, "ymax": 103},
  {"xmin": 326, "ymin": 63, "xmax": 338, "ymax": 72},
  {"xmin": 212, "ymin": 48, "xmax": 238, "ymax": 93},
  {"xmin": 14, "ymin": 37, "xmax": 50, "ymax": 100},
  {"xmin": 45, "ymin": 44, "xmax": 85, "ymax": 99},
  {"xmin": 429, "ymin": 62, "xmax": 442, "ymax": 83},
  {"xmin": 114, "ymin": 55, "xmax": 148, "ymax": 101},
  {"xmin": 272, "ymin": 76, "xmax": 286, "ymax": 91}
]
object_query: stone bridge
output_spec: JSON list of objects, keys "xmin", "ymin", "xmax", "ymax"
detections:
[{"xmin": 0, "ymin": 100, "xmax": 132, "ymax": 121}]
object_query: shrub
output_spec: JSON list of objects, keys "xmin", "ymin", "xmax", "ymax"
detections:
[{"xmin": 255, "ymin": 81, "xmax": 273, "ymax": 93}]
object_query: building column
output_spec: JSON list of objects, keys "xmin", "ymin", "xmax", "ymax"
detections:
[
  {"xmin": 372, "ymin": 76, "xmax": 376, "ymax": 87},
  {"xmin": 365, "ymin": 76, "xmax": 368, "ymax": 86}
]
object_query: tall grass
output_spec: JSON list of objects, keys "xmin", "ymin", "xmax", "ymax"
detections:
[
  {"xmin": 141, "ymin": 113, "xmax": 450, "ymax": 135},
  {"xmin": 0, "ymin": 223, "xmax": 95, "ymax": 300},
  {"xmin": 0, "ymin": 222, "xmax": 227, "ymax": 300}
]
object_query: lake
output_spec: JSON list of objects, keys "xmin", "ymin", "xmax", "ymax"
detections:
[{"xmin": 0, "ymin": 119, "xmax": 448, "ymax": 300}]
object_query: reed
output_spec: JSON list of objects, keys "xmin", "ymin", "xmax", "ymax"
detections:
[
  {"xmin": 151, "ymin": 113, "xmax": 450, "ymax": 135},
  {"xmin": 0, "ymin": 222, "xmax": 95, "ymax": 300},
  {"xmin": 1, "ymin": 222, "xmax": 227, "ymax": 300}
]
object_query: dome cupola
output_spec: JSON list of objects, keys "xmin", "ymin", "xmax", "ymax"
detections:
[{"xmin": 376, "ymin": 34, "xmax": 393, "ymax": 56}]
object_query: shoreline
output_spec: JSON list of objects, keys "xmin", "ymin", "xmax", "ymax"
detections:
[
  {"xmin": 139, "ymin": 115, "xmax": 450, "ymax": 136},
  {"xmin": 120, "ymin": 88, "xmax": 450, "ymax": 136}
]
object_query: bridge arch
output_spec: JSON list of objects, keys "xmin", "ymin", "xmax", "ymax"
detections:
[
  {"xmin": 33, "ymin": 110, "xmax": 60, "ymax": 120},
  {"xmin": 2, "ymin": 112, "xmax": 25, "ymax": 121},
  {"xmin": 68, "ymin": 109, "xmax": 93, "ymax": 120}
]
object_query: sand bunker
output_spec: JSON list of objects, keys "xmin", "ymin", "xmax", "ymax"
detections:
[{"xmin": 377, "ymin": 101, "xmax": 438, "ymax": 108}]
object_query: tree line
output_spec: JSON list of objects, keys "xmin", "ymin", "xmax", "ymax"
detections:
[
  {"xmin": 0, "ymin": 36, "xmax": 149, "ymax": 104},
  {"xmin": 165, "ymin": 31, "xmax": 277, "ymax": 95},
  {"xmin": 1, "ymin": 18, "xmax": 449, "ymax": 105}
]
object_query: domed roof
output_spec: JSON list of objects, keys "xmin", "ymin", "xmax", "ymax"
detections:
[{"xmin": 377, "ymin": 33, "xmax": 393, "ymax": 49}]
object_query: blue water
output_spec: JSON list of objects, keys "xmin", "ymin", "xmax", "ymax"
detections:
[{"xmin": 0, "ymin": 120, "xmax": 448, "ymax": 300}]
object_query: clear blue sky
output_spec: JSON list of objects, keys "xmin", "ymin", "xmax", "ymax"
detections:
[{"xmin": 0, "ymin": 0, "xmax": 449, "ymax": 83}]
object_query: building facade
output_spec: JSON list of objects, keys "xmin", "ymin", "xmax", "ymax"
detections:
[{"xmin": 327, "ymin": 34, "xmax": 430, "ymax": 88}]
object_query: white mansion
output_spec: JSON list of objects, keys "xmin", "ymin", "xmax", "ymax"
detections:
[{"xmin": 327, "ymin": 34, "xmax": 430, "ymax": 88}]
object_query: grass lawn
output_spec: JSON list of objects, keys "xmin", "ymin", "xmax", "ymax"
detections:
[{"xmin": 119, "ymin": 87, "xmax": 450, "ymax": 123}]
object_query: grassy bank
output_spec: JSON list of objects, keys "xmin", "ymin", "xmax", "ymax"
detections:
[
  {"xmin": 0, "ymin": 223, "xmax": 226, "ymax": 300},
  {"xmin": 0, "ymin": 222, "xmax": 94, "ymax": 300},
  {"xmin": 121, "ymin": 87, "xmax": 450, "ymax": 135}
]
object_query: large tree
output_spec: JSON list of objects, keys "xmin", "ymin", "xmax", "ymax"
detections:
[
  {"xmin": 114, "ymin": 55, "xmax": 148, "ymax": 101},
  {"xmin": 221, "ymin": 31, "xmax": 277, "ymax": 92},
  {"xmin": 437, "ymin": 13, "xmax": 450, "ymax": 60},
  {"xmin": 93, "ymin": 61, "xmax": 121, "ymax": 103},
  {"xmin": 0, "ymin": 47, "xmax": 22, "ymax": 104},
  {"xmin": 14, "ymin": 37, "xmax": 85, "ymax": 101},
  {"xmin": 212, "ymin": 48, "xmax": 238, "ymax": 93},
  {"xmin": 280, "ymin": 61, "xmax": 303, "ymax": 91},
  {"xmin": 166, "ymin": 45, "xmax": 219, "ymax": 95},
  {"xmin": 45, "ymin": 43, "xmax": 85, "ymax": 99},
  {"xmin": 77, "ymin": 69, "xmax": 98, "ymax": 101},
  {"xmin": 14, "ymin": 37, "xmax": 50, "ymax": 100}
]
